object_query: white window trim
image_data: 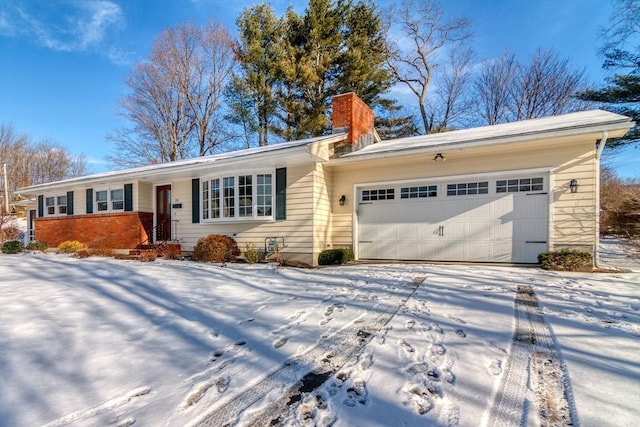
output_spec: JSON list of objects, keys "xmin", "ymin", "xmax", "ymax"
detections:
[
  {"xmin": 94, "ymin": 187, "xmax": 125, "ymax": 213},
  {"xmin": 201, "ymin": 170, "xmax": 275, "ymax": 223},
  {"xmin": 44, "ymin": 194, "xmax": 67, "ymax": 217}
]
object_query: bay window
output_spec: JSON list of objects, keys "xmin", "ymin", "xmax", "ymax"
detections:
[{"xmin": 202, "ymin": 172, "xmax": 273, "ymax": 221}]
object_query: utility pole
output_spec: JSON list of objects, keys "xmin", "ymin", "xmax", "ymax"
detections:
[{"xmin": 2, "ymin": 163, "xmax": 8, "ymax": 215}]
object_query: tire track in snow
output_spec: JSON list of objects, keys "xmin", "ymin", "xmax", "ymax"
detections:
[
  {"xmin": 486, "ymin": 285, "xmax": 577, "ymax": 427},
  {"xmin": 190, "ymin": 277, "xmax": 425, "ymax": 427}
]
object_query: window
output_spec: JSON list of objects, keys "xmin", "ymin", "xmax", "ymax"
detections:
[
  {"xmin": 202, "ymin": 172, "xmax": 273, "ymax": 221},
  {"xmin": 362, "ymin": 188, "xmax": 395, "ymax": 201},
  {"xmin": 447, "ymin": 181, "xmax": 488, "ymax": 196},
  {"xmin": 111, "ymin": 189, "xmax": 124, "ymax": 210},
  {"xmin": 401, "ymin": 185, "xmax": 437, "ymax": 199},
  {"xmin": 496, "ymin": 177, "xmax": 544, "ymax": 193},
  {"xmin": 238, "ymin": 175, "xmax": 252, "ymax": 217},
  {"xmin": 44, "ymin": 195, "xmax": 67, "ymax": 215},
  {"xmin": 223, "ymin": 177, "xmax": 235, "ymax": 218},
  {"xmin": 57, "ymin": 196, "xmax": 67, "ymax": 214},
  {"xmin": 95, "ymin": 188, "xmax": 124, "ymax": 212},
  {"xmin": 257, "ymin": 174, "xmax": 272, "ymax": 216},
  {"xmin": 45, "ymin": 197, "xmax": 55, "ymax": 215}
]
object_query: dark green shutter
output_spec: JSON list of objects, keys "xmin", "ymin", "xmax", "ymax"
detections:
[
  {"xmin": 124, "ymin": 183, "xmax": 133, "ymax": 211},
  {"xmin": 66, "ymin": 191, "xmax": 74, "ymax": 215},
  {"xmin": 37, "ymin": 195, "xmax": 44, "ymax": 218},
  {"xmin": 275, "ymin": 168, "xmax": 286, "ymax": 220},
  {"xmin": 86, "ymin": 188, "xmax": 93, "ymax": 214},
  {"xmin": 192, "ymin": 178, "xmax": 200, "ymax": 223}
]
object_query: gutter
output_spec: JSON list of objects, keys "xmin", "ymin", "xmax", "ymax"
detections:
[{"xmin": 594, "ymin": 131, "xmax": 608, "ymax": 268}]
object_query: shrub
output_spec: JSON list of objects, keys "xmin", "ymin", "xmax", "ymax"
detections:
[
  {"xmin": 1, "ymin": 225, "xmax": 22, "ymax": 241},
  {"xmin": 57, "ymin": 240, "xmax": 87, "ymax": 254},
  {"xmin": 26, "ymin": 240, "xmax": 48, "ymax": 252},
  {"xmin": 538, "ymin": 249, "xmax": 593, "ymax": 271},
  {"xmin": 88, "ymin": 236, "xmax": 118, "ymax": 257},
  {"xmin": 158, "ymin": 244, "xmax": 182, "ymax": 260},
  {"xmin": 73, "ymin": 249, "xmax": 91, "ymax": 259},
  {"xmin": 191, "ymin": 234, "xmax": 240, "ymax": 263},
  {"xmin": 318, "ymin": 248, "xmax": 354, "ymax": 265},
  {"xmin": 140, "ymin": 250, "xmax": 158, "ymax": 262},
  {"xmin": 1, "ymin": 240, "xmax": 24, "ymax": 254},
  {"xmin": 243, "ymin": 243, "xmax": 262, "ymax": 264}
]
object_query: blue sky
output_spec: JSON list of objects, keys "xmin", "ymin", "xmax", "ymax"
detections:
[{"xmin": 0, "ymin": 0, "xmax": 637, "ymax": 178}]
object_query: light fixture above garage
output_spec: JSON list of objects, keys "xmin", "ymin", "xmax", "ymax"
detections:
[
  {"xmin": 432, "ymin": 153, "xmax": 445, "ymax": 162},
  {"xmin": 570, "ymin": 179, "xmax": 578, "ymax": 193}
]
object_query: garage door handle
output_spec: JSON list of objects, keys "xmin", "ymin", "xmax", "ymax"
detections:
[
  {"xmin": 526, "ymin": 240, "xmax": 547, "ymax": 243},
  {"xmin": 438, "ymin": 225, "xmax": 444, "ymax": 237}
]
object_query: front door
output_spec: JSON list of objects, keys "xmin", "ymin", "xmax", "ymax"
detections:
[
  {"xmin": 28, "ymin": 209, "xmax": 36, "ymax": 242},
  {"xmin": 156, "ymin": 185, "xmax": 172, "ymax": 241}
]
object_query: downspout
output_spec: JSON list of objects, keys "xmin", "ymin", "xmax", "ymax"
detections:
[{"xmin": 594, "ymin": 130, "xmax": 608, "ymax": 267}]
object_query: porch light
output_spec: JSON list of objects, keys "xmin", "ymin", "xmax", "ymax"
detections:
[
  {"xmin": 339, "ymin": 195, "xmax": 346, "ymax": 206},
  {"xmin": 432, "ymin": 153, "xmax": 445, "ymax": 162},
  {"xmin": 570, "ymin": 179, "xmax": 578, "ymax": 193}
]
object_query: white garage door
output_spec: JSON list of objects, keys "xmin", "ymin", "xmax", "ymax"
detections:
[{"xmin": 357, "ymin": 175, "xmax": 548, "ymax": 263}]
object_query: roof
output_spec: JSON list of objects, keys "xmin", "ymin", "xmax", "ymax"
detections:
[
  {"xmin": 341, "ymin": 109, "xmax": 634, "ymax": 160},
  {"xmin": 18, "ymin": 133, "xmax": 346, "ymax": 193},
  {"xmin": 16, "ymin": 109, "xmax": 634, "ymax": 194}
]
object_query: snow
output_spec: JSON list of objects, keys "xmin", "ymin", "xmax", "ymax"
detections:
[{"xmin": 0, "ymin": 247, "xmax": 638, "ymax": 426}]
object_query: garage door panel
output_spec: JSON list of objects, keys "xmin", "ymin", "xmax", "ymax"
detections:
[{"xmin": 357, "ymin": 174, "xmax": 548, "ymax": 263}]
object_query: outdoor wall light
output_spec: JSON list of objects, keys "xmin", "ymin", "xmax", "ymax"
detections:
[
  {"xmin": 432, "ymin": 153, "xmax": 445, "ymax": 162},
  {"xmin": 570, "ymin": 179, "xmax": 578, "ymax": 193},
  {"xmin": 339, "ymin": 195, "xmax": 346, "ymax": 206}
]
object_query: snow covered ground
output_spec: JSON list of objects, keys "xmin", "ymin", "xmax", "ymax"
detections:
[{"xmin": 0, "ymin": 248, "xmax": 638, "ymax": 427}]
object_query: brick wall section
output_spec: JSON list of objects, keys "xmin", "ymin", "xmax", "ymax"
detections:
[
  {"xmin": 332, "ymin": 92, "xmax": 375, "ymax": 148},
  {"xmin": 35, "ymin": 212, "xmax": 153, "ymax": 249}
]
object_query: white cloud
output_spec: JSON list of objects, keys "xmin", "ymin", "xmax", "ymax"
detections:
[{"xmin": 1, "ymin": 0, "xmax": 126, "ymax": 59}]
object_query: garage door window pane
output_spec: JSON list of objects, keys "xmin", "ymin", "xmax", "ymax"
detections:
[
  {"xmin": 497, "ymin": 177, "xmax": 544, "ymax": 193},
  {"xmin": 448, "ymin": 182, "xmax": 488, "ymax": 196},
  {"xmin": 401, "ymin": 185, "xmax": 437, "ymax": 199},
  {"xmin": 362, "ymin": 188, "xmax": 394, "ymax": 201}
]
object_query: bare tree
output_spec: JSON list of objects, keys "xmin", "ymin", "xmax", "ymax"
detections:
[
  {"xmin": 474, "ymin": 51, "xmax": 518, "ymax": 125},
  {"xmin": 473, "ymin": 49, "xmax": 590, "ymax": 125},
  {"xmin": 0, "ymin": 123, "xmax": 87, "ymax": 208},
  {"xmin": 424, "ymin": 46, "xmax": 475, "ymax": 132},
  {"xmin": 384, "ymin": 0, "xmax": 472, "ymax": 134},
  {"xmin": 109, "ymin": 21, "xmax": 235, "ymax": 168}
]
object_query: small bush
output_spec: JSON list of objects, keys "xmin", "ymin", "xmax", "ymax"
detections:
[
  {"xmin": 1, "ymin": 225, "xmax": 22, "ymax": 241},
  {"xmin": 57, "ymin": 240, "xmax": 87, "ymax": 254},
  {"xmin": 88, "ymin": 236, "xmax": 118, "ymax": 257},
  {"xmin": 538, "ymin": 249, "xmax": 593, "ymax": 271},
  {"xmin": 192, "ymin": 234, "xmax": 240, "ymax": 263},
  {"xmin": 2, "ymin": 240, "xmax": 24, "ymax": 254},
  {"xmin": 26, "ymin": 240, "xmax": 48, "ymax": 252},
  {"xmin": 73, "ymin": 249, "xmax": 91, "ymax": 259},
  {"xmin": 140, "ymin": 250, "xmax": 158, "ymax": 262},
  {"xmin": 318, "ymin": 248, "xmax": 354, "ymax": 265},
  {"xmin": 158, "ymin": 244, "xmax": 182, "ymax": 260},
  {"xmin": 244, "ymin": 243, "xmax": 262, "ymax": 264}
]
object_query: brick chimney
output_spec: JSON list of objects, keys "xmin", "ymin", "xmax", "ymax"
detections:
[{"xmin": 332, "ymin": 93, "xmax": 375, "ymax": 153}]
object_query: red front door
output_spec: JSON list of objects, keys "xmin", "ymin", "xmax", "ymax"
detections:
[{"xmin": 156, "ymin": 185, "xmax": 172, "ymax": 241}]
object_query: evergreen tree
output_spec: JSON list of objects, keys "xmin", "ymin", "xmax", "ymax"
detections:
[
  {"xmin": 577, "ymin": 0, "xmax": 639, "ymax": 149},
  {"xmin": 233, "ymin": 4, "xmax": 283, "ymax": 146}
]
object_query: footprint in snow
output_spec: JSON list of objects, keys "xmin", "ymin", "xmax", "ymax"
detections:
[
  {"xmin": 399, "ymin": 339, "xmax": 415, "ymax": 356},
  {"xmin": 488, "ymin": 359, "xmax": 502, "ymax": 375},
  {"xmin": 406, "ymin": 319, "xmax": 416, "ymax": 329},
  {"xmin": 255, "ymin": 304, "xmax": 269, "ymax": 313},
  {"xmin": 343, "ymin": 378, "xmax": 367, "ymax": 407},
  {"xmin": 455, "ymin": 329, "xmax": 466, "ymax": 338},
  {"xmin": 273, "ymin": 336, "xmax": 289, "ymax": 348},
  {"xmin": 447, "ymin": 315, "xmax": 466, "ymax": 324}
]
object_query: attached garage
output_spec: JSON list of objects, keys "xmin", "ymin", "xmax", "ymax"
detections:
[{"xmin": 356, "ymin": 172, "xmax": 549, "ymax": 263}]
